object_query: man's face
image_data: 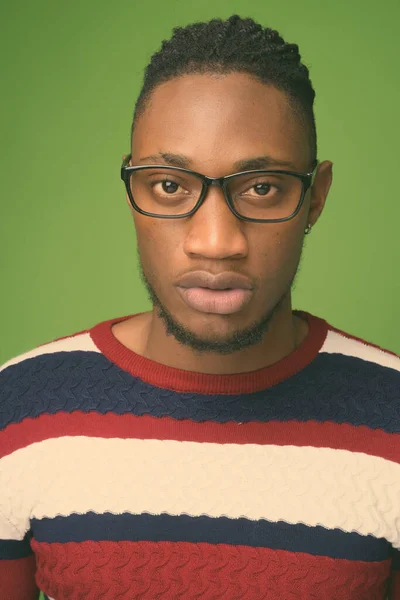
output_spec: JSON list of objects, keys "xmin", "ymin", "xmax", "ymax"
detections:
[{"xmin": 129, "ymin": 72, "xmax": 323, "ymax": 353}]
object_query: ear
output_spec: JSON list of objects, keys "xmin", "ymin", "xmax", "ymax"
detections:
[{"xmin": 307, "ymin": 160, "xmax": 333, "ymax": 227}]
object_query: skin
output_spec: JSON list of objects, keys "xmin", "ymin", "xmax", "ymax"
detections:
[{"xmin": 113, "ymin": 72, "xmax": 333, "ymax": 374}]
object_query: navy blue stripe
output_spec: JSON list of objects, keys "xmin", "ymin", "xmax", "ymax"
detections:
[
  {"xmin": 1, "ymin": 350, "xmax": 399, "ymax": 433},
  {"xmin": 392, "ymin": 548, "xmax": 400, "ymax": 570},
  {"xmin": 31, "ymin": 511, "xmax": 391, "ymax": 562},
  {"xmin": 0, "ymin": 531, "xmax": 33, "ymax": 559}
]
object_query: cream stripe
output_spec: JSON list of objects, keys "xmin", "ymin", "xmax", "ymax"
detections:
[
  {"xmin": 1, "ymin": 437, "xmax": 400, "ymax": 547},
  {"xmin": 322, "ymin": 329, "xmax": 400, "ymax": 372},
  {"xmin": 0, "ymin": 332, "xmax": 100, "ymax": 372}
]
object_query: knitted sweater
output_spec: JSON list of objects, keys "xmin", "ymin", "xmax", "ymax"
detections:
[{"xmin": 1, "ymin": 309, "xmax": 400, "ymax": 600}]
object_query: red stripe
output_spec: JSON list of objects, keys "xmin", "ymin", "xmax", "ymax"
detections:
[
  {"xmin": 1, "ymin": 411, "xmax": 399, "ymax": 462},
  {"xmin": 0, "ymin": 556, "xmax": 39, "ymax": 600},
  {"xmin": 389, "ymin": 571, "xmax": 400, "ymax": 599},
  {"xmin": 33, "ymin": 539, "xmax": 391, "ymax": 600}
]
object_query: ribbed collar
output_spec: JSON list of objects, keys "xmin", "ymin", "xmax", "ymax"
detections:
[{"xmin": 90, "ymin": 309, "xmax": 329, "ymax": 394}]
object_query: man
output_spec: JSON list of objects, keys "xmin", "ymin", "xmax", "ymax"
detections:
[{"xmin": 1, "ymin": 14, "xmax": 399, "ymax": 600}]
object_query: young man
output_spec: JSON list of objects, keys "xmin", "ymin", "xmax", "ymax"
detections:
[{"xmin": 1, "ymin": 14, "xmax": 399, "ymax": 600}]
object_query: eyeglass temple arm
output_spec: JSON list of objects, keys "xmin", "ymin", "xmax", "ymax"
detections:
[{"xmin": 311, "ymin": 160, "xmax": 319, "ymax": 185}]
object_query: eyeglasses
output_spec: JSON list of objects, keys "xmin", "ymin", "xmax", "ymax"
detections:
[{"xmin": 121, "ymin": 154, "xmax": 319, "ymax": 223}]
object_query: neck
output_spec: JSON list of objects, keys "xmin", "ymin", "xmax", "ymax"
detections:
[{"xmin": 135, "ymin": 295, "xmax": 308, "ymax": 375}]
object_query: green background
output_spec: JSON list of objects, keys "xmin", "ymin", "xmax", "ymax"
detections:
[{"xmin": 1, "ymin": 0, "xmax": 399, "ymax": 367}]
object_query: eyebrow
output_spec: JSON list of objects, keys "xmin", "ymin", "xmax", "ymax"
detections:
[{"xmin": 138, "ymin": 152, "xmax": 297, "ymax": 172}]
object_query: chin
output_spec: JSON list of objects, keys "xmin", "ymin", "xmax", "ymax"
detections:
[
  {"xmin": 174, "ymin": 304, "xmax": 245, "ymax": 330},
  {"xmin": 156, "ymin": 300, "xmax": 275, "ymax": 355}
]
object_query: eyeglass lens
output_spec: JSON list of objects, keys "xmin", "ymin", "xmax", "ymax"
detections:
[{"xmin": 128, "ymin": 168, "xmax": 303, "ymax": 220}]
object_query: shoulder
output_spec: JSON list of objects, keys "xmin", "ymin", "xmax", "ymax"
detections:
[
  {"xmin": 315, "ymin": 316, "xmax": 400, "ymax": 432},
  {"xmin": 295, "ymin": 312, "xmax": 400, "ymax": 434},
  {"xmin": 0, "ymin": 322, "xmax": 105, "ymax": 433},
  {"xmin": 0, "ymin": 323, "xmax": 98, "ymax": 375},
  {"xmin": 321, "ymin": 318, "xmax": 400, "ymax": 374}
]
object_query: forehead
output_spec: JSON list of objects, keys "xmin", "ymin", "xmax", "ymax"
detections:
[{"xmin": 132, "ymin": 72, "xmax": 309, "ymax": 173}]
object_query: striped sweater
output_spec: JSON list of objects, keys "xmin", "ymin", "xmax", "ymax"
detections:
[{"xmin": 1, "ymin": 309, "xmax": 400, "ymax": 600}]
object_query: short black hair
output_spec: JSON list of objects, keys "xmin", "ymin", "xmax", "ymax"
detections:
[{"xmin": 132, "ymin": 15, "xmax": 317, "ymax": 167}]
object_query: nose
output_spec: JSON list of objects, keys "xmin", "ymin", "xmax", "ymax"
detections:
[{"xmin": 183, "ymin": 182, "xmax": 248, "ymax": 260}]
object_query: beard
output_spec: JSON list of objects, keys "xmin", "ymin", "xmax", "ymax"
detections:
[{"xmin": 137, "ymin": 250, "xmax": 303, "ymax": 356}]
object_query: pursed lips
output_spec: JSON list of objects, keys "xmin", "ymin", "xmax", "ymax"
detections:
[{"xmin": 176, "ymin": 271, "xmax": 253, "ymax": 314}]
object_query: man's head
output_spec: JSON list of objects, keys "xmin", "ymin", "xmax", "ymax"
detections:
[{"xmin": 124, "ymin": 15, "xmax": 332, "ymax": 355}]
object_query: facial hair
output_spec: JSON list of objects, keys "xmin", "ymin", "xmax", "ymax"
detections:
[{"xmin": 137, "ymin": 249, "xmax": 303, "ymax": 356}]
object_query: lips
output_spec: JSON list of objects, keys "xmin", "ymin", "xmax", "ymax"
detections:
[
  {"xmin": 176, "ymin": 271, "xmax": 253, "ymax": 315},
  {"xmin": 176, "ymin": 271, "xmax": 253, "ymax": 291}
]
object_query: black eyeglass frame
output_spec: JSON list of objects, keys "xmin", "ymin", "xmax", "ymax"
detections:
[{"xmin": 121, "ymin": 154, "xmax": 319, "ymax": 223}]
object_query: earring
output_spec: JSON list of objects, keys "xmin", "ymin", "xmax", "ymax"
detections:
[{"xmin": 304, "ymin": 223, "xmax": 312, "ymax": 235}]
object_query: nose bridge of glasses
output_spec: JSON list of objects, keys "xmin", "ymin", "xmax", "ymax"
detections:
[
  {"xmin": 197, "ymin": 175, "xmax": 233, "ymax": 213},
  {"xmin": 193, "ymin": 175, "xmax": 244, "ymax": 231},
  {"xmin": 208, "ymin": 175, "xmax": 225, "ymax": 184},
  {"xmin": 202, "ymin": 175, "xmax": 229, "ymax": 199}
]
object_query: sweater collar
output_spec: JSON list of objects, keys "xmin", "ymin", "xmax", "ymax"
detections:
[{"xmin": 90, "ymin": 310, "xmax": 329, "ymax": 394}]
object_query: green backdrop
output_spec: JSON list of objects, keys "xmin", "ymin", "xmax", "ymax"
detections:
[{"xmin": 1, "ymin": 0, "xmax": 399, "ymax": 367}]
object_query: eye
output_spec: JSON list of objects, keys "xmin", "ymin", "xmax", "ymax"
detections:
[
  {"xmin": 253, "ymin": 182, "xmax": 272, "ymax": 196},
  {"xmin": 157, "ymin": 179, "xmax": 179, "ymax": 194},
  {"xmin": 241, "ymin": 180, "xmax": 276, "ymax": 197}
]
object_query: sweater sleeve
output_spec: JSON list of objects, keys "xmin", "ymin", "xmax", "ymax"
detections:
[
  {"xmin": 0, "ymin": 529, "xmax": 39, "ymax": 600},
  {"xmin": 0, "ymin": 361, "xmax": 39, "ymax": 600}
]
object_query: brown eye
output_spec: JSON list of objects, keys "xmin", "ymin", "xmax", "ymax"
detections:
[
  {"xmin": 254, "ymin": 183, "xmax": 272, "ymax": 195},
  {"xmin": 161, "ymin": 180, "xmax": 179, "ymax": 194}
]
